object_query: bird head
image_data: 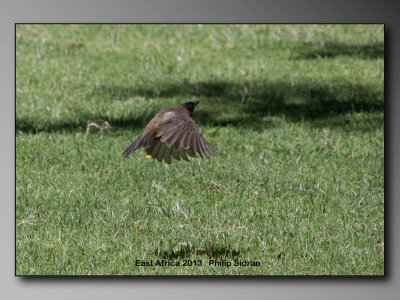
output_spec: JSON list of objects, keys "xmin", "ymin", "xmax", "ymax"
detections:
[{"xmin": 181, "ymin": 101, "xmax": 200, "ymax": 115}]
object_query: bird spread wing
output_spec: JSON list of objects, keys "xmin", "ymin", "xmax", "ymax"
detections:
[{"xmin": 144, "ymin": 112, "xmax": 213, "ymax": 163}]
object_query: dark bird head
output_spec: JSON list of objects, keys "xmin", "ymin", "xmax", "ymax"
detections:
[{"xmin": 181, "ymin": 101, "xmax": 200, "ymax": 115}]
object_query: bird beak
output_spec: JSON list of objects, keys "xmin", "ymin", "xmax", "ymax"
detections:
[{"xmin": 194, "ymin": 101, "xmax": 200, "ymax": 105}]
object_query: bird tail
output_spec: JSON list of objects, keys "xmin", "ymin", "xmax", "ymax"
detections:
[{"xmin": 122, "ymin": 135, "xmax": 145, "ymax": 158}]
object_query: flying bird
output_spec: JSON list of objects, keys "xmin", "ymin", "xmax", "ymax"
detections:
[{"xmin": 122, "ymin": 101, "xmax": 213, "ymax": 163}]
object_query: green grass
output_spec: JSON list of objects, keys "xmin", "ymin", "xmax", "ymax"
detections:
[{"xmin": 16, "ymin": 24, "xmax": 384, "ymax": 275}]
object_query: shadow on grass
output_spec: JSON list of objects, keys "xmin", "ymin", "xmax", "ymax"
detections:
[
  {"xmin": 96, "ymin": 79, "xmax": 383, "ymax": 130},
  {"xmin": 16, "ymin": 113, "xmax": 152, "ymax": 133},
  {"xmin": 16, "ymin": 78, "xmax": 384, "ymax": 133},
  {"xmin": 157, "ymin": 244, "xmax": 243, "ymax": 260},
  {"xmin": 295, "ymin": 42, "xmax": 384, "ymax": 60}
]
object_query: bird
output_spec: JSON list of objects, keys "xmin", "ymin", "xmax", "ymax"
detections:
[{"xmin": 122, "ymin": 101, "xmax": 213, "ymax": 163}]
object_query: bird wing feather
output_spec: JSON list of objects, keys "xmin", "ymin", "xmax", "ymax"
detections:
[
  {"xmin": 128, "ymin": 107, "xmax": 213, "ymax": 163},
  {"xmin": 156, "ymin": 114, "xmax": 213, "ymax": 161}
]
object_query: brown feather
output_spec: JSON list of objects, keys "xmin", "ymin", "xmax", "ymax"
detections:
[
  {"xmin": 157, "ymin": 143, "xmax": 167, "ymax": 162},
  {"xmin": 164, "ymin": 146, "xmax": 172, "ymax": 164},
  {"xmin": 191, "ymin": 134, "xmax": 199, "ymax": 157},
  {"xmin": 176, "ymin": 131, "xmax": 188, "ymax": 150},
  {"xmin": 179, "ymin": 149, "xmax": 190, "ymax": 162},
  {"xmin": 151, "ymin": 140, "xmax": 162, "ymax": 159},
  {"xmin": 171, "ymin": 147, "xmax": 181, "ymax": 161},
  {"xmin": 182, "ymin": 131, "xmax": 192, "ymax": 149},
  {"xmin": 198, "ymin": 137, "xmax": 208, "ymax": 157},
  {"xmin": 145, "ymin": 139, "xmax": 157, "ymax": 155},
  {"xmin": 168, "ymin": 130, "xmax": 185, "ymax": 149},
  {"xmin": 122, "ymin": 101, "xmax": 212, "ymax": 163}
]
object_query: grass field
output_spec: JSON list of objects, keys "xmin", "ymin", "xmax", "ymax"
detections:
[{"xmin": 16, "ymin": 24, "xmax": 384, "ymax": 275}]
